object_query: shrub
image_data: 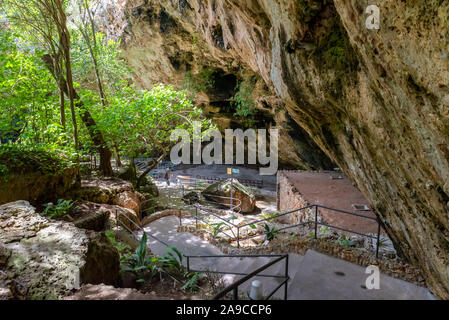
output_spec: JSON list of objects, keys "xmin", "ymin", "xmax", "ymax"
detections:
[
  {"xmin": 0, "ymin": 143, "xmax": 73, "ymax": 180},
  {"xmin": 41, "ymin": 199, "xmax": 75, "ymax": 219}
]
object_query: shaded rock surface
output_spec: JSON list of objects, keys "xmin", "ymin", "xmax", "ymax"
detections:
[
  {"xmin": 0, "ymin": 201, "xmax": 120, "ymax": 299},
  {"xmin": 66, "ymin": 201, "xmax": 111, "ymax": 231},
  {"xmin": 100, "ymin": 0, "xmax": 449, "ymax": 299},
  {"xmin": 202, "ymin": 178, "xmax": 256, "ymax": 213}
]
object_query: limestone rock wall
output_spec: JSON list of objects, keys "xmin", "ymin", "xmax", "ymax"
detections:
[
  {"xmin": 0, "ymin": 201, "xmax": 120, "ymax": 299},
  {"xmin": 101, "ymin": 0, "xmax": 449, "ymax": 298}
]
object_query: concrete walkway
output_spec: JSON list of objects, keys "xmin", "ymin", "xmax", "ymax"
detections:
[{"xmin": 139, "ymin": 216, "xmax": 435, "ymax": 300}]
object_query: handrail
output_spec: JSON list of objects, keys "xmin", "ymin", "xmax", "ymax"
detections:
[
  {"xmin": 115, "ymin": 208, "xmax": 290, "ymax": 300},
  {"xmin": 183, "ymin": 203, "xmax": 383, "ymax": 258},
  {"xmin": 315, "ymin": 204, "xmax": 378, "ymax": 221},
  {"xmin": 239, "ymin": 204, "xmax": 316, "ymax": 228},
  {"xmin": 211, "ymin": 255, "xmax": 289, "ymax": 300}
]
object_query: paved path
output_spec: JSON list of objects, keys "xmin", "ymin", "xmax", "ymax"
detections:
[{"xmin": 139, "ymin": 216, "xmax": 435, "ymax": 300}]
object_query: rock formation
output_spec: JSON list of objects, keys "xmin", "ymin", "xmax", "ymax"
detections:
[
  {"xmin": 67, "ymin": 177, "xmax": 146, "ymax": 230},
  {"xmin": 203, "ymin": 178, "xmax": 256, "ymax": 213},
  {"xmin": 0, "ymin": 201, "xmax": 120, "ymax": 299},
  {"xmin": 99, "ymin": 0, "xmax": 449, "ymax": 298}
]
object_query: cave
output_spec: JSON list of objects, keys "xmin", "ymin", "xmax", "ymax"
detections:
[{"xmin": 1, "ymin": 0, "xmax": 448, "ymax": 302}]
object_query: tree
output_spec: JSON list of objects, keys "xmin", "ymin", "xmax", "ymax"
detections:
[
  {"xmin": 95, "ymin": 85, "xmax": 213, "ymax": 188},
  {"xmin": 0, "ymin": 29, "xmax": 57, "ymax": 144},
  {"xmin": 69, "ymin": 0, "xmax": 128, "ymax": 167},
  {"xmin": 3, "ymin": 0, "xmax": 113, "ymax": 176}
]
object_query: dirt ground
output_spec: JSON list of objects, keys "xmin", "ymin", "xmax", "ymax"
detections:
[{"xmin": 283, "ymin": 171, "xmax": 384, "ymax": 235}]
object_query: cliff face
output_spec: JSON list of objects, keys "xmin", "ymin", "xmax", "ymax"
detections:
[{"xmin": 101, "ymin": 0, "xmax": 449, "ymax": 298}]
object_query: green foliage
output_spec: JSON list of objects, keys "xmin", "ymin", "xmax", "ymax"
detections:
[
  {"xmin": 263, "ymin": 224, "xmax": 280, "ymax": 242},
  {"xmin": 231, "ymin": 80, "xmax": 255, "ymax": 119},
  {"xmin": 296, "ymin": 0, "xmax": 331, "ymax": 24},
  {"xmin": 321, "ymin": 226, "xmax": 329, "ymax": 235},
  {"xmin": 159, "ymin": 246, "xmax": 184, "ymax": 274},
  {"xmin": 212, "ymin": 222, "xmax": 226, "ymax": 236},
  {"xmin": 182, "ymin": 68, "xmax": 215, "ymax": 94},
  {"xmin": 262, "ymin": 211, "xmax": 280, "ymax": 223},
  {"xmin": 120, "ymin": 234, "xmax": 199, "ymax": 291},
  {"xmin": 316, "ymin": 27, "xmax": 348, "ymax": 71},
  {"xmin": 71, "ymin": 30, "xmax": 132, "ymax": 94},
  {"xmin": 181, "ymin": 271, "xmax": 203, "ymax": 293},
  {"xmin": 41, "ymin": 199, "xmax": 74, "ymax": 219},
  {"xmin": 0, "ymin": 29, "xmax": 58, "ymax": 144},
  {"xmin": 121, "ymin": 232, "xmax": 156, "ymax": 281},
  {"xmin": 105, "ymin": 230, "xmax": 132, "ymax": 264},
  {"xmin": 0, "ymin": 143, "xmax": 73, "ymax": 179},
  {"xmin": 337, "ymin": 234, "xmax": 354, "ymax": 247},
  {"xmin": 94, "ymin": 84, "xmax": 212, "ymax": 159}
]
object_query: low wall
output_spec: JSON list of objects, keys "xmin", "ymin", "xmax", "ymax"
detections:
[{"xmin": 276, "ymin": 171, "xmax": 317, "ymax": 224}]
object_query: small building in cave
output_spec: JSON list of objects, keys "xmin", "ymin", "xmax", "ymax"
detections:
[{"xmin": 276, "ymin": 170, "xmax": 379, "ymax": 235}]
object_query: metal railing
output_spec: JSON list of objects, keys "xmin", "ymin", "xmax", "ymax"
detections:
[
  {"xmin": 182, "ymin": 203, "xmax": 383, "ymax": 258},
  {"xmin": 207, "ymin": 254, "xmax": 289, "ymax": 300},
  {"xmin": 177, "ymin": 174, "xmax": 264, "ymax": 189},
  {"xmin": 115, "ymin": 208, "xmax": 290, "ymax": 300}
]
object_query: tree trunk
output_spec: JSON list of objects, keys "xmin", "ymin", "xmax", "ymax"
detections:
[
  {"xmin": 113, "ymin": 145, "xmax": 122, "ymax": 168},
  {"xmin": 42, "ymin": 54, "xmax": 113, "ymax": 177},
  {"xmin": 128, "ymin": 154, "xmax": 137, "ymax": 184},
  {"xmin": 58, "ymin": 14, "xmax": 81, "ymax": 186},
  {"xmin": 136, "ymin": 153, "xmax": 166, "ymax": 188},
  {"xmin": 58, "ymin": 83, "xmax": 66, "ymax": 130}
]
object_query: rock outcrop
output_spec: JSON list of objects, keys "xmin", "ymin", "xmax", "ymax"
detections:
[
  {"xmin": 0, "ymin": 167, "xmax": 78, "ymax": 206},
  {"xmin": 202, "ymin": 178, "xmax": 256, "ymax": 213},
  {"xmin": 101, "ymin": 1, "xmax": 449, "ymax": 298},
  {"xmin": 0, "ymin": 201, "xmax": 120, "ymax": 299},
  {"xmin": 67, "ymin": 178, "xmax": 145, "ymax": 229}
]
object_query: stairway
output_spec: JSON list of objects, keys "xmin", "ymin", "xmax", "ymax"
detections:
[{"xmin": 139, "ymin": 216, "xmax": 435, "ymax": 300}]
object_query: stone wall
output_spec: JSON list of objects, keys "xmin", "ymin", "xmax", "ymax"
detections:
[{"xmin": 276, "ymin": 170, "xmax": 316, "ymax": 224}]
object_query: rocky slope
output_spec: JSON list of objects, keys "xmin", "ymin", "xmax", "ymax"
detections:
[
  {"xmin": 100, "ymin": 0, "xmax": 449, "ymax": 298},
  {"xmin": 0, "ymin": 201, "xmax": 120, "ymax": 299}
]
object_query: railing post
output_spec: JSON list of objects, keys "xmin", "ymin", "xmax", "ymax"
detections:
[
  {"xmin": 187, "ymin": 256, "xmax": 190, "ymax": 272},
  {"xmin": 237, "ymin": 227, "xmax": 240, "ymax": 249},
  {"xmin": 230, "ymin": 178, "xmax": 233, "ymax": 211},
  {"xmin": 284, "ymin": 255, "xmax": 289, "ymax": 300},
  {"xmin": 195, "ymin": 206, "xmax": 198, "ymax": 229},
  {"xmin": 233, "ymin": 287, "xmax": 239, "ymax": 300},
  {"xmin": 376, "ymin": 220, "xmax": 381, "ymax": 259},
  {"xmin": 179, "ymin": 209, "xmax": 182, "ymax": 227},
  {"xmin": 314, "ymin": 205, "xmax": 318, "ymax": 239}
]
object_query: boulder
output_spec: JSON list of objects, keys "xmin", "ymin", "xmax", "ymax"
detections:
[
  {"xmin": 0, "ymin": 201, "xmax": 120, "ymax": 300},
  {"xmin": 68, "ymin": 177, "xmax": 146, "ymax": 215},
  {"xmin": 110, "ymin": 205, "xmax": 141, "ymax": 232},
  {"xmin": 138, "ymin": 177, "xmax": 159, "ymax": 198},
  {"xmin": 67, "ymin": 201, "xmax": 141, "ymax": 232},
  {"xmin": 66, "ymin": 201, "xmax": 111, "ymax": 231},
  {"xmin": 202, "ymin": 179, "xmax": 256, "ymax": 213},
  {"xmin": 182, "ymin": 191, "xmax": 200, "ymax": 204}
]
